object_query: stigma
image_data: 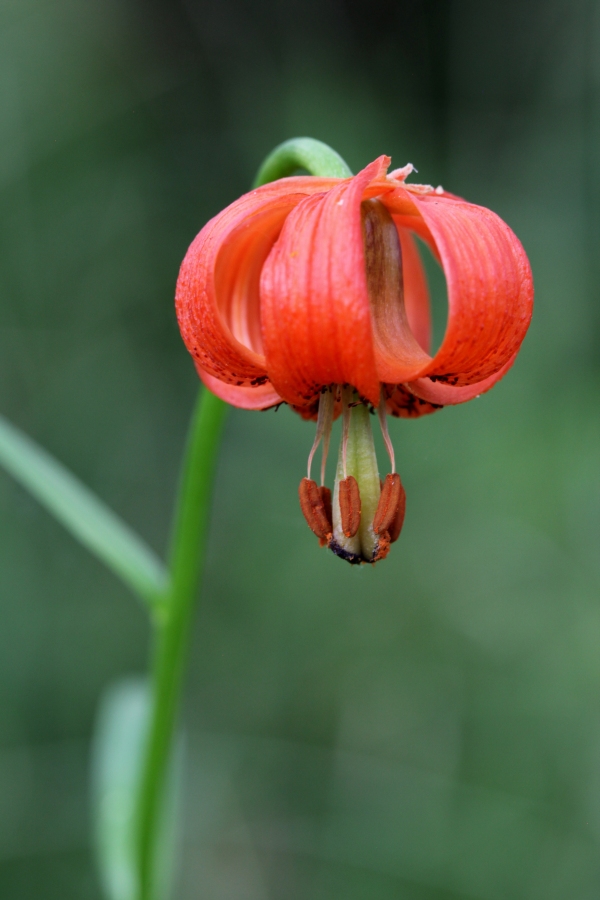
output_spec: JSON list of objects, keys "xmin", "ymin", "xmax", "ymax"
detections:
[{"xmin": 298, "ymin": 386, "xmax": 406, "ymax": 564}]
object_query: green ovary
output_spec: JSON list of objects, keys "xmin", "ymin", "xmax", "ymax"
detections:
[{"xmin": 332, "ymin": 400, "xmax": 381, "ymax": 563}]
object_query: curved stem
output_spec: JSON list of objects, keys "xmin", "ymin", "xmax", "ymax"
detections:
[
  {"xmin": 134, "ymin": 137, "xmax": 352, "ymax": 900},
  {"xmin": 252, "ymin": 137, "xmax": 352, "ymax": 186},
  {"xmin": 136, "ymin": 388, "xmax": 227, "ymax": 900}
]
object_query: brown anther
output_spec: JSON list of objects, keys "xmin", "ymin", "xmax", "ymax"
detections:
[
  {"xmin": 372, "ymin": 531, "xmax": 392, "ymax": 563},
  {"xmin": 320, "ymin": 485, "xmax": 332, "ymax": 532},
  {"xmin": 339, "ymin": 475, "xmax": 361, "ymax": 537},
  {"xmin": 387, "ymin": 486, "xmax": 406, "ymax": 543},
  {"xmin": 299, "ymin": 478, "xmax": 333, "ymax": 545},
  {"xmin": 373, "ymin": 473, "xmax": 406, "ymax": 544}
]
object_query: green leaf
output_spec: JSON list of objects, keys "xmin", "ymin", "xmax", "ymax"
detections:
[
  {"xmin": 0, "ymin": 413, "xmax": 168, "ymax": 606},
  {"xmin": 90, "ymin": 678, "xmax": 183, "ymax": 900}
]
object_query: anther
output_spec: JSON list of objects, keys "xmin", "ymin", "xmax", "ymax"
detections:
[
  {"xmin": 320, "ymin": 484, "xmax": 332, "ymax": 529},
  {"xmin": 339, "ymin": 475, "xmax": 361, "ymax": 537},
  {"xmin": 299, "ymin": 478, "xmax": 333, "ymax": 546},
  {"xmin": 373, "ymin": 473, "xmax": 406, "ymax": 543}
]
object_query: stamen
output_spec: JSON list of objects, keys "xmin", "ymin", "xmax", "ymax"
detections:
[
  {"xmin": 373, "ymin": 473, "xmax": 405, "ymax": 539},
  {"xmin": 387, "ymin": 489, "xmax": 406, "ymax": 543},
  {"xmin": 307, "ymin": 387, "xmax": 335, "ymax": 481},
  {"xmin": 320, "ymin": 485, "xmax": 332, "ymax": 529},
  {"xmin": 371, "ymin": 473, "xmax": 406, "ymax": 562},
  {"xmin": 378, "ymin": 385, "xmax": 396, "ymax": 473},
  {"xmin": 339, "ymin": 475, "xmax": 361, "ymax": 537},
  {"xmin": 298, "ymin": 477, "xmax": 333, "ymax": 544}
]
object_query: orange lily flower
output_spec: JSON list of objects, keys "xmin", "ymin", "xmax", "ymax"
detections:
[{"xmin": 176, "ymin": 156, "xmax": 533, "ymax": 564}]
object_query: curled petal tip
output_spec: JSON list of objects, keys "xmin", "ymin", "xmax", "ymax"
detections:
[{"xmin": 389, "ymin": 163, "xmax": 417, "ymax": 181}]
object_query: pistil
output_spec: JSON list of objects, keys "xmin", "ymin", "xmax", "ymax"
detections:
[{"xmin": 330, "ymin": 390, "xmax": 383, "ymax": 563}]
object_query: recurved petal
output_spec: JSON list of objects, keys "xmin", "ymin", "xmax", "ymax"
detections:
[
  {"xmin": 197, "ymin": 364, "xmax": 283, "ymax": 410},
  {"xmin": 362, "ymin": 201, "xmax": 431, "ymax": 385},
  {"xmin": 384, "ymin": 351, "xmax": 518, "ymax": 419},
  {"xmin": 260, "ymin": 158, "xmax": 390, "ymax": 408},
  {"xmin": 176, "ymin": 192, "xmax": 296, "ymax": 386},
  {"xmin": 384, "ymin": 384, "xmax": 444, "ymax": 419},
  {"xmin": 176, "ymin": 176, "xmax": 345, "ymax": 390},
  {"xmin": 406, "ymin": 352, "xmax": 518, "ymax": 405},
  {"xmin": 398, "ymin": 227, "xmax": 431, "ymax": 355},
  {"xmin": 382, "ymin": 188, "xmax": 533, "ymax": 387},
  {"xmin": 412, "ymin": 192, "xmax": 533, "ymax": 385}
]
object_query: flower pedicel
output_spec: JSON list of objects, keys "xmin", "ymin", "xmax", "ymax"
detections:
[{"xmin": 176, "ymin": 156, "xmax": 533, "ymax": 564}]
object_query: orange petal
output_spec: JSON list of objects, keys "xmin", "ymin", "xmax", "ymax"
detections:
[
  {"xmin": 362, "ymin": 201, "xmax": 431, "ymax": 384},
  {"xmin": 197, "ymin": 364, "xmax": 283, "ymax": 410},
  {"xmin": 399, "ymin": 228, "xmax": 432, "ymax": 355},
  {"xmin": 176, "ymin": 176, "xmax": 345, "ymax": 389},
  {"xmin": 380, "ymin": 188, "xmax": 533, "ymax": 387},
  {"xmin": 260, "ymin": 158, "xmax": 390, "ymax": 408},
  {"xmin": 406, "ymin": 352, "xmax": 518, "ymax": 405},
  {"xmin": 412, "ymin": 192, "xmax": 533, "ymax": 385},
  {"xmin": 384, "ymin": 384, "xmax": 443, "ymax": 419}
]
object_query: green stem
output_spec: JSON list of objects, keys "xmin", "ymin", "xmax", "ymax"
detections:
[
  {"xmin": 134, "ymin": 137, "xmax": 352, "ymax": 900},
  {"xmin": 252, "ymin": 137, "xmax": 352, "ymax": 186},
  {"xmin": 136, "ymin": 388, "xmax": 227, "ymax": 900}
]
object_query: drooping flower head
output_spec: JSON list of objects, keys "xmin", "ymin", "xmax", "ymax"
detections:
[{"xmin": 176, "ymin": 153, "xmax": 533, "ymax": 564}]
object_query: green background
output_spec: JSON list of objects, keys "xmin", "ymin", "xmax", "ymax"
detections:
[{"xmin": 1, "ymin": 0, "xmax": 600, "ymax": 897}]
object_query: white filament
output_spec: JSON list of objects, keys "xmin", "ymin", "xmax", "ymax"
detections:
[
  {"xmin": 307, "ymin": 387, "xmax": 335, "ymax": 482},
  {"xmin": 378, "ymin": 386, "xmax": 396, "ymax": 474}
]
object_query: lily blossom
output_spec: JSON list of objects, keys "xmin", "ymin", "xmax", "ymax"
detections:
[{"xmin": 176, "ymin": 156, "xmax": 533, "ymax": 564}]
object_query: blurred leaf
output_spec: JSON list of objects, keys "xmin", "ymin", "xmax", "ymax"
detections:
[
  {"xmin": 0, "ymin": 414, "xmax": 168, "ymax": 607},
  {"xmin": 90, "ymin": 678, "xmax": 183, "ymax": 900}
]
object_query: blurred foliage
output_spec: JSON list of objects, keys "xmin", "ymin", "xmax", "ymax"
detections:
[{"xmin": 1, "ymin": 0, "xmax": 600, "ymax": 898}]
